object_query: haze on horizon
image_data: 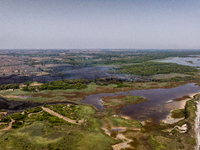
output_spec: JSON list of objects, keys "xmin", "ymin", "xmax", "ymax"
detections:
[{"xmin": 0, "ymin": 0, "xmax": 200, "ymax": 50}]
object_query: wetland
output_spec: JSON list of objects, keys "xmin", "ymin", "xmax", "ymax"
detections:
[{"xmin": 1, "ymin": 49, "xmax": 200, "ymax": 149}]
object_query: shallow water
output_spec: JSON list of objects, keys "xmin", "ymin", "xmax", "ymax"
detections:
[
  {"xmin": 79, "ymin": 83, "xmax": 200, "ymax": 122},
  {"xmin": 159, "ymin": 57, "xmax": 200, "ymax": 67}
]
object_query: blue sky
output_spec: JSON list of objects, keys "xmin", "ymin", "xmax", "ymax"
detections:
[{"xmin": 0, "ymin": 0, "xmax": 200, "ymax": 49}]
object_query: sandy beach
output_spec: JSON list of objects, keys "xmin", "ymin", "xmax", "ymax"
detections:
[{"xmin": 195, "ymin": 96, "xmax": 200, "ymax": 150}]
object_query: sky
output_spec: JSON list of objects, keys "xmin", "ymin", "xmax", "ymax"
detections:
[{"xmin": 0, "ymin": 0, "xmax": 200, "ymax": 49}]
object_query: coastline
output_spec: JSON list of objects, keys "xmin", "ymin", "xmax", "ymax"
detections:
[
  {"xmin": 163, "ymin": 93, "xmax": 199, "ymax": 124},
  {"xmin": 195, "ymin": 95, "xmax": 200, "ymax": 150}
]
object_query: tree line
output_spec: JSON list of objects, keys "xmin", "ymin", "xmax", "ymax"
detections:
[
  {"xmin": 0, "ymin": 84, "xmax": 19, "ymax": 90},
  {"xmin": 22, "ymin": 79, "xmax": 88, "ymax": 92}
]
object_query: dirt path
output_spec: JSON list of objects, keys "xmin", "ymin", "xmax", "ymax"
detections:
[
  {"xmin": 42, "ymin": 107, "xmax": 83, "ymax": 124},
  {"xmin": 112, "ymin": 133, "xmax": 132, "ymax": 150},
  {"xmin": 101, "ymin": 126, "xmax": 133, "ymax": 150},
  {"xmin": 0, "ymin": 123, "xmax": 7, "ymax": 125},
  {"xmin": 27, "ymin": 110, "xmax": 43, "ymax": 118},
  {"xmin": 0, "ymin": 112, "xmax": 7, "ymax": 115},
  {"xmin": 0, "ymin": 119, "xmax": 14, "ymax": 131},
  {"xmin": 101, "ymin": 117, "xmax": 133, "ymax": 150}
]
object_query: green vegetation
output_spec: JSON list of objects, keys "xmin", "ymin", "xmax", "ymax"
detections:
[
  {"xmin": 102, "ymin": 95, "xmax": 148, "ymax": 111},
  {"xmin": 24, "ymin": 106, "xmax": 43, "ymax": 113},
  {"xmin": 35, "ymin": 111, "xmax": 67, "ymax": 126},
  {"xmin": 108, "ymin": 116, "xmax": 142, "ymax": 127},
  {"xmin": 0, "ymin": 92, "xmax": 198, "ymax": 150},
  {"xmin": 117, "ymin": 62, "xmax": 198, "ymax": 76},
  {"xmin": 66, "ymin": 50, "xmax": 200, "ymax": 66},
  {"xmin": 152, "ymin": 73, "xmax": 189, "ymax": 79},
  {"xmin": 0, "ymin": 84, "xmax": 19, "ymax": 90},
  {"xmin": 147, "ymin": 135, "xmax": 180, "ymax": 150},
  {"xmin": 171, "ymin": 109, "xmax": 185, "ymax": 119},
  {"xmin": 185, "ymin": 94, "xmax": 199, "ymax": 121},
  {"xmin": 187, "ymin": 137, "xmax": 196, "ymax": 145},
  {"xmin": 12, "ymin": 121, "xmax": 23, "ymax": 129},
  {"xmin": 121, "ymin": 95, "xmax": 143, "ymax": 103},
  {"xmin": 0, "ymin": 116, "xmax": 11, "ymax": 123},
  {"xmin": 110, "ymin": 131, "xmax": 117, "ymax": 138},
  {"xmin": 22, "ymin": 79, "xmax": 88, "ymax": 92},
  {"xmin": 23, "ymin": 81, "xmax": 33, "ymax": 86},
  {"xmin": 10, "ymin": 113, "xmax": 26, "ymax": 121},
  {"xmin": 0, "ymin": 104, "xmax": 118, "ymax": 150},
  {"xmin": 1, "ymin": 49, "xmax": 200, "ymax": 150},
  {"xmin": 44, "ymin": 104, "xmax": 80, "ymax": 121},
  {"xmin": 148, "ymin": 135, "xmax": 167, "ymax": 150}
]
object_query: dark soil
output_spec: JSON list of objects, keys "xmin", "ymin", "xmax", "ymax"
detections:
[{"xmin": 0, "ymin": 96, "xmax": 77, "ymax": 113}]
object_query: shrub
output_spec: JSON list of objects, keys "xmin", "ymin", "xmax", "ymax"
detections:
[
  {"xmin": 0, "ymin": 117, "xmax": 11, "ymax": 123},
  {"xmin": 25, "ymin": 106, "xmax": 42, "ymax": 114},
  {"xmin": 110, "ymin": 131, "xmax": 117, "ymax": 138},
  {"xmin": 10, "ymin": 113, "xmax": 26, "ymax": 121},
  {"xmin": 12, "ymin": 121, "xmax": 23, "ymax": 129}
]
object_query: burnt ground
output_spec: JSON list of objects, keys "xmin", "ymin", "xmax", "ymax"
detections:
[
  {"xmin": 0, "ymin": 65, "xmax": 141, "ymax": 85},
  {"xmin": 0, "ymin": 96, "xmax": 77, "ymax": 113},
  {"xmin": 0, "ymin": 66, "xmax": 113, "ymax": 84}
]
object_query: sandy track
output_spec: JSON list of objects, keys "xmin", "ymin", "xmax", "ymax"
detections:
[
  {"xmin": 101, "ymin": 117, "xmax": 133, "ymax": 150},
  {"xmin": 42, "ymin": 107, "xmax": 81, "ymax": 124},
  {"xmin": 1, "ymin": 119, "xmax": 14, "ymax": 131},
  {"xmin": 195, "ymin": 99, "xmax": 200, "ymax": 150},
  {"xmin": 112, "ymin": 133, "xmax": 132, "ymax": 150}
]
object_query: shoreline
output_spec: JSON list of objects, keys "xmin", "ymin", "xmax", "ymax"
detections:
[
  {"xmin": 195, "ymin": 94, "xmax": 200, "ymax": 150},
  {"xmin": 162, "ymin": 92, "xmax": 199, "ymax": 124}
]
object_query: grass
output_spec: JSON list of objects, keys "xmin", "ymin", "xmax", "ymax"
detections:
[
  {"xmin": 102, "ymin": 95, "xmax": 148, "ymax": 113},
  {"xmin": 0, "ymin": 104, "xmax": 119, "ymax": 150},
  {"xmin": 0, "ymin": 124, "xmax": 7, "ymax": 129},
  {"xmin": 170, "ymin": 109, "xmax": 185, "ymax": 119},
  {"xmin": 152, "ymin": 73, "xmax": 189, "ymax": 79},
  {"xmin": 0, "ymin": 90, "xmax": 199, "ymax": 150},
  {"xmin": 123, "ymin": 82, "xmax": 169, "ymax": 89},
  {"xmin": 148, "ymin": 135, "xmax": 167, "ymax": 150},
  {"xmin": 0, "ymin": 80, "xmax": 199, "ymax": 149},
  {"xmin": 185, "ymin": 95, "xmax": 198, "ymax": 121},
  {"xmin": 77, "ymin": 131, "xmax": 117, "ymax": 150},
  {"xmin": 152, "ymin": 135, "xmax": 178, "ymax": 150},
  {"xmin": 44, "ymin": 104, "xmax": 79, "ymax": 120},
  {"xmin": 108, "ymin": 116, "xmax": 142, "ymax": 128},
  {"xmin": 0, "ymin": 121, "xmax": 79, "ymax": 149},
  {"xmin": 187, "ymin": 137, "xmax": 196, "ymax": 145},
  {"xmin": 0, "ymin": 89, "xmax": 29, "ymax": 95},
  {"xmin": 0, "ymin": 82, "xmax": 115, "ymax": 103},
  {"xmin": 121, "ymin": 95, "xmax": 143, "ymax": 103},
  {"xmin": 24, "ymin": 106, "xmax": 42, "ymax": 113}
]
